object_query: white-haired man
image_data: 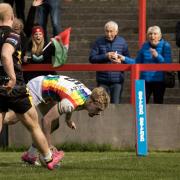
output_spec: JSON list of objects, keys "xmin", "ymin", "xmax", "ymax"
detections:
[{"xmin": 89, "ymin": 20, "xmax": 130, "ymax": 104}]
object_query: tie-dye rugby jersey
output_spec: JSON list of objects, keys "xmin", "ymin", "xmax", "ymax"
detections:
[{"xmin": 42, "ymin": 75, "xmax": 92, "ymax": 108}]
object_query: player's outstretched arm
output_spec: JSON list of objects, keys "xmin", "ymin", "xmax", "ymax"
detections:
[{"xmin": 65, "ymin": 113, "xmax": 76, "ymax": 129}]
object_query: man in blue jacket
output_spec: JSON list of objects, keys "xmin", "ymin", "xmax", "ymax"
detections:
[{"xmin": 89, "ymin": 21, "xmax": 130, "ymax": 104}]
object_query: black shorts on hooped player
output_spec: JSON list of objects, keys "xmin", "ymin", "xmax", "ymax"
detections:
[{"xmin": 0, "ymin": 86, "xmax": 33, "ymax": 114}]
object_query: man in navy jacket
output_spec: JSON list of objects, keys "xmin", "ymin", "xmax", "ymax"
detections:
[{"xmin": 89, "ymin": 21, "xmax": 130, "ymax": 104}]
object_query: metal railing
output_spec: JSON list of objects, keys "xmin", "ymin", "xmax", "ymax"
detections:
[{"xmin": 23, "ymin": 63, "xmax": 180, "ymax": 104}]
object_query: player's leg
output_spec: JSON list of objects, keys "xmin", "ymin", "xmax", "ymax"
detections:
[
  {"xmin": 0, "ymin": 97, "xmax": 9, "ymax": 132},
  {"xmin": 23, "ymin": 102, "xmax": 59, "ymax": 163},
  {"xmin": 37, "ymin": 102, "xmax": 59, "ymax": 133},
  {"xmin": 17, "ymin": 105, "xmax": 64, "ymax": 170},
  {"xmin": 16, "ymin": 105, "xmax": 51, "ymax": 156},
  {"xmin": 3, "ymin": 110, "xmax": 19, "ymax": 125},
  {"xmin": 41, "ymin": 103, "xmax": 60, "ymax": 146},
  {"xmin": 0, "ymin": 112, "xmax": 6, "ymax": 132}
]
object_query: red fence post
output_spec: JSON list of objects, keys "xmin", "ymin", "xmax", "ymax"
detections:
[
  {"xmin": 131, "ymin": 64, "xmax": 140, "ymax": 104},
  {"xmin": 139, "ymin": 0, "xmax": 146, "ymax": 48}
]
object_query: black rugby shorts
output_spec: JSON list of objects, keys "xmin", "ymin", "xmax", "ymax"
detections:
[{"xmin": 0, "ymin": 87, "xmax": 33, "ymax": 113}]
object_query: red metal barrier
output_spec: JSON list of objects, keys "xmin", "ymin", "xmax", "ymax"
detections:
[
  {"xmin": 22, "ymin": 64, "xmax": 131, "ymax": 72},
  {"xmin": 139, "ymin": 0, "xmax": 146, "ymax": 48},
  {"xmin": 22, "ymin": 63, "xmax": 180, "ymax": 104}
]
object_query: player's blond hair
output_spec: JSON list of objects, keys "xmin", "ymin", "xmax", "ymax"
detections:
[
  {"xmin": 0, "ymin": 3, "xmax": 14, "ymax": 22},
  {"xmin": 90, "ymin": 87, "xmax": 110, "ymax": 110}
]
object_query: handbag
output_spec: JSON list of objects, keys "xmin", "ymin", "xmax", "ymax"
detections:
[{"xmin": 164, "ymin": 71, "xmax": 176, "ymax": 88}]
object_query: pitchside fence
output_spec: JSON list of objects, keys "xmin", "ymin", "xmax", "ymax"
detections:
[
  {"xmin": 21, "ymin": 63, "xmax": 180, "ymax": 156},
  {"xmin": 0, "ymin": 64, "xmax": 177, "ymax": 153}
]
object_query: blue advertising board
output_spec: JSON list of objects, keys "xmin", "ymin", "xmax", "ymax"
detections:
[{"xmin": 135, "ymin": 80, "xmax": 148, "ymax": 156}]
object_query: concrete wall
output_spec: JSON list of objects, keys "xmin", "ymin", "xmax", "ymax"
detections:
[{"xmin": 8, "ymin": 104, "xmax": 180, "ymax": 151}]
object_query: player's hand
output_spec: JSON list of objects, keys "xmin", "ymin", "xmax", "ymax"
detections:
[
  {"xmin": 66, "ymin": 120, "xmax": 76, "ymax": 130},
  {"xmin": 3, "ymin": 78, "xmax": 16, "ymax": 93},
  {"xmin": 32, "ymin": 0, "xmax": 43, "ymax": 6}
]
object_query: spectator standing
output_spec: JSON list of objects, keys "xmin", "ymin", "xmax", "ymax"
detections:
[
  {"xmin": 19, "ymin": 0, "xmax": 57, "ymax": 83},
  {"xmin": 118, "ymin": 26, "xmax": 172, "ymax": 104},
  {"xmin": 36, "ymin": 0, "xmax": 61, "ymax": 42},
  {"xmin": 89, "ymin": 21, "xmax": 130, "ymax": 104},
  {"xmin": 4, "ymin": 0, "xmax": 25, "ymax": 24},
  {"xmin": 175, "ymin": 21, "xmax": 180, "ymax": 84},
  {"xmin": 0, "ymin": 3, "xmax": 63, "ymax": 170},
  {"xmin": 24, "ymin": 0, "xmax": 43, "ymax": 39}
]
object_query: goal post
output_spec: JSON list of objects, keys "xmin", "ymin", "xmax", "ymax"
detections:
[{"xmin": 135, "ymin": 80, "xmax": 148, "ymax": 156}]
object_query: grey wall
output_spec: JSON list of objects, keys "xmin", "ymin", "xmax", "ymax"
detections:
[{"xmin": 8, "ymin": 104, "xmax": 180, "ymax": 151}]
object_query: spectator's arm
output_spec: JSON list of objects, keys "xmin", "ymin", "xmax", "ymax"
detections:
[
  {"xmin": 122, "ymin": 41, "xmax": 130, "ymax": 57},
  {"xmin": 121, "ymin": 41, "xmax": 135, "ymax": 64},
  {"xmin": 135, "ymin": 49, "xmax": 144, "ymax": 64},
  {"xmin": 155, "ymin": 42, "xmax": 172, "ymax": 63},
  {"xmin": 124, "ymin": 56, "xmax": 135, "ymax": 64}
]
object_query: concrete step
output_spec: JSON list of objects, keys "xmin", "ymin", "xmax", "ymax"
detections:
[
  {"xmin": 62, "ymin": 19, "xmax": 138, "ymax": 28},
  {"xmin": 62, "ymin": 0, "xmax": 138, "ymax": 7}
]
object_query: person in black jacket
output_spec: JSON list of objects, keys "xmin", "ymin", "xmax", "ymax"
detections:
[
  {"xmin": 23, "ymin": 25, "xmax": 56, "ymax": 83},
  {"xmin": 16, "ymin": 0, "xmax": 57, "ymax": 83},
  {"xmin": 4, "ymin": 0, "xmax": 25, "ymax": 24},
  {"xmin": 36, "ymin": 0, "xmax": 61, "ymax": 43},
  {"xmin": 89, "ymin": 21, "xmax": 130, "ymax": 104},
  {"xmin": 175, "ymin": 21, "xmax": 180, "ymax": 84}
]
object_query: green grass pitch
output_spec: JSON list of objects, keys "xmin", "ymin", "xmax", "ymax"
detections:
[{"xmin": 0, "ymin": 151, "xmax": 180, "ymax": 180}]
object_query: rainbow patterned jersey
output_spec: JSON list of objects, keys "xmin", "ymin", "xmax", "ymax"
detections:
[{"xmin": 42, "ymin": 75, "xmax": 91, "ymax": 109}]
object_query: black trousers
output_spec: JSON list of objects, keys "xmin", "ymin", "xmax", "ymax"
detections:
[
  {"xmin": 178, "ymin": 49, "xmax": 180, "ymax": 82},
  {"xmin": 145, "ymin": 81, "xmax": 166, "ymax": 104},
  {"xmin": 4, "ymin": 0, "xmax": 25, "ymax": 23}
]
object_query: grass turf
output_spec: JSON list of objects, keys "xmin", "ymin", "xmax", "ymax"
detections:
[{"xmin": 0, "ymin": 152, "xmax": 180, "ymax": 180}]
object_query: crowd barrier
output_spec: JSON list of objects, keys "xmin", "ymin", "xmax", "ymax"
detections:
[{"xmin": 23, "ymin": 63, "xmax": 180, "ymax": 104}]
